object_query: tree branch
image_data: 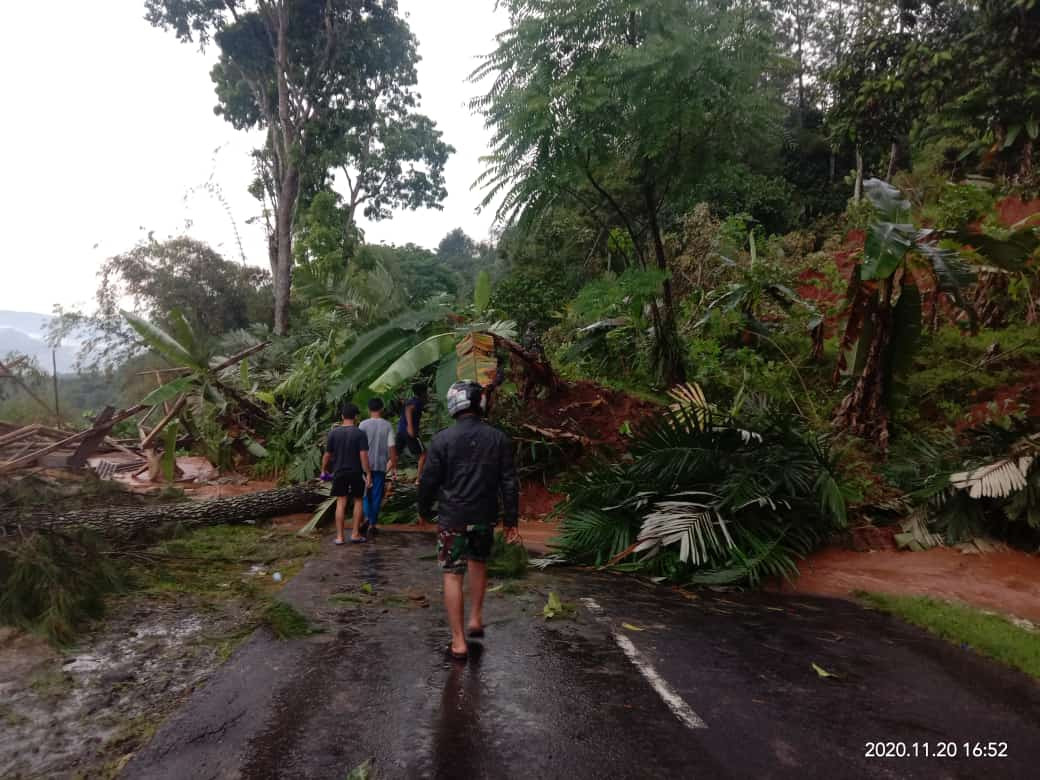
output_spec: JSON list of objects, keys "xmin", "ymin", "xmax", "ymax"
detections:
[{"xmin": 580, "ymin": 150, "xmax": 646, "ymax": 266}]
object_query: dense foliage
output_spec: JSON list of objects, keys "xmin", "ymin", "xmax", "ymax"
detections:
[{"xmin": 18, "ymin": 0, "xmax": 1039, "ymax": 589}]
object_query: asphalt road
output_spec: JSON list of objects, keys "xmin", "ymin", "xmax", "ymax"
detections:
[{"xmin": 125, "ymin": 532, "xmax": 1040, "ymax": 779}]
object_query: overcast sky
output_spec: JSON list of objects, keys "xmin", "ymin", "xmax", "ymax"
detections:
[{"xmin": 0, "ymin": 0, "xmax": 506, "ymax": 316}]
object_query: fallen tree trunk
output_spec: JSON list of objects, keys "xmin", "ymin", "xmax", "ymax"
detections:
[{"xmin": 4, "ymin": 484, "xmax": 326, "ymax": 542}]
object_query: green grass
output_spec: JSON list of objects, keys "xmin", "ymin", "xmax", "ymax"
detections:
[
  {"xmin": 134, "ymin": 526, "xmax": 318, "ymax": 600},
  {"xmin": 1, "ymin": 524, "xmax": 320, "ymax": 646},
  {"xmin": 262, "ymin": 600, "xmax": 314, "ymax": 639},
  {"xmin": 859, "ymin": 592, "xmax": 1040, "ymax": 680},
  {"xmin": 329, "ymin": 593, "xmax": 365, "ymax": 605},
  {"xmin": 487, "ymin": 533, "xmax": 529, "ymax": 578}
]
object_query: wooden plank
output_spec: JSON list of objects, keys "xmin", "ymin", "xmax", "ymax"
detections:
[
  {"xmin": 0, "ymin": 424, "xmax": 42, "ymax": 448},
  {"xmin": 67, "ymin": 407, "xmax": 115, "ymax": 468},
  {"xmin": 103, "ymin": 437, "xmax": 142, "ymax": 458},
  {"xmin": 140, "ymin": 396, "xmax": 188, "ymax": 450},
  {"xmin": 0, "ymin": 405, "xmax": 147, "ymax": 475}
]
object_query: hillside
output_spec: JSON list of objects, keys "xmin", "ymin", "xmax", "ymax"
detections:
[{"xmin": 0, "ymin": 311, "xmax": 77, "ymax": 372}]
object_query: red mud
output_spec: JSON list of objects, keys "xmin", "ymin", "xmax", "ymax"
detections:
[
  {"xmin": 526, "ymin": 381, "xmax": 659, "ymax": 449},
  {"xmin": 957, "ymin": 364, "xmax": 1040, "ymax": 431},
  {"xmin": 520, "ymin": 480, "xmax": 564, "ymax": 520},
  {"xmin": 995, "ymin": 195, "xmax": 1040, "ymax": 228},
  {"xmin": 778, "ymin": 547, "xmax": 1040, "ymax": 623}
]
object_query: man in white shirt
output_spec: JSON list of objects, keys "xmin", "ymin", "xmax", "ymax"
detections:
[{"xmin": 359, "ymin": 397, "xmax": 397, "ymax": 537}]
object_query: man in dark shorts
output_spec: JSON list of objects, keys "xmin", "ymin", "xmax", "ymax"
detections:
[
  {"xmin": 418, "ymin": 381, "xmax": 520, "ymax": 660},
  {"xmin": 396, "ymin": 383, "xmax": 428, "ymax": 479},
  {"xmin": 320, "ymin": 403, "xmax": 372, "ymax": 545}
]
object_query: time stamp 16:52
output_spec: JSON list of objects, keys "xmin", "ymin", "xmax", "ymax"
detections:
[{"xmin": 865, "ymin": 742, "xmax": 1008, "ymax": 759}]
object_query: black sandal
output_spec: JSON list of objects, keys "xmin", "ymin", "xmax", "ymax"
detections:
[
  {"xmin": 447, "ymin": 645, "xmax": 468, "ymax": 661},
  {"xmin": 467, "ymin": 627, "xmax": 485, "ymax": 638}
]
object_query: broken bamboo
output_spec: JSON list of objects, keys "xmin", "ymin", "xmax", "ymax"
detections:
[{"xmin": 139, "ymin": 396, "xmax": 188, "ymax": 451}]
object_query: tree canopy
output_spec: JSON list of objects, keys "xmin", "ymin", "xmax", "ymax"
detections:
[{"xmin": 146, "ymin": 0, "xmax": 452, "ymax": 334}]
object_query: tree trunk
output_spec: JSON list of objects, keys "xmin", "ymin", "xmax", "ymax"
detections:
[
  {"xmin": 6, "ymin": 485, "xmax": 326, "ymax": 542},
  {"xmin": 271, "ymin": 2, "xmax": 298, "ymax": 337},
  {"xmin": 854, "ymin": 149, "xmax": 864, "ymax": 202},
  {"xmin": 886, "ymin": 141, "xmax": 899, "ymax": 181},
  {"xmin": 644, "ymin": 186, "xmax": 686, "ymax": 385},
  {"xmin": 273, "ymin": 170, "xmax": 298, "ymax": 336}
]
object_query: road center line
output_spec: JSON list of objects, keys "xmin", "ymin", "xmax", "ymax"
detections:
[{"xmin": 580, "ymin": 597, "xmax": 707, "ymax": 730}]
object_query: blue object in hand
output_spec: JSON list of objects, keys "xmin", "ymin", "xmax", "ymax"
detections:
[{"xmin": 320, "ymin": 472, "xmax": 332, "ymax": 482}]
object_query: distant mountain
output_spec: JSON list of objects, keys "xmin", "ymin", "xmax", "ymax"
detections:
[
  {"xmin": 0, "ymin": 310, "xmax": 52, "ymax": 340},
  {"xmin": 0, "ymin": 311, "xmax": 78, "ymax": 373}
]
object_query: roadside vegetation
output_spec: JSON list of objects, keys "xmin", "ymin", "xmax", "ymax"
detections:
[
  {"xmin": 860, "ymin": 592, "xmax": 1040, "ymax": 680},
  {"xmin": 2, "ymin": 0, "xmax": 1039, "ymax": 643}
]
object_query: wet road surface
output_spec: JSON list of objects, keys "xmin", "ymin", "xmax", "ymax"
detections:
[{"xmin": 125, "ymin": 532, "xmax": 1040, "ymax": 779}]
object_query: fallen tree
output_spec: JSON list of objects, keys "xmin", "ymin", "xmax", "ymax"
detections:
[{"xmin": 3, "ymin": 484, "xmax": 325, "ymax": 542}]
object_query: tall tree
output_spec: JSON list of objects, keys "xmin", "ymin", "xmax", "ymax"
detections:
[
  {"xmin": 145, "ymin": 0, "xmax": 443, "ymax": 335},
  {"xmin": 474, "ymin": 0, "xmax": 781, "ymax": 383},
  {"xmin": 51, "ymin": 237, "xmax": 271, "ymax": 370}
]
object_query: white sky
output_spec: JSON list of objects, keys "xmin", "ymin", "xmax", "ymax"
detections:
[{"xmin": 0, "ymin": 0, "xmax": 505, "ymax": 315}]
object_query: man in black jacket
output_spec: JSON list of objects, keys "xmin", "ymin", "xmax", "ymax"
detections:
[{"xmin": 418, "ymin": 381, "xmax": 520, "ymax": 660}]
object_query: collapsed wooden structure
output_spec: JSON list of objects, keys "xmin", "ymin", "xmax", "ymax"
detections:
[{"xmin": 0, "ymin": 342, "xmax": 269, "ymax": 480}]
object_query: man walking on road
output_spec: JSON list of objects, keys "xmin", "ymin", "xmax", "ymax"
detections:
[
  {"xmin": 359, "ymin": 397, "xmax": 397, "ymax": 537},
  {"xmin": 397, "ymin": 383, "xmax": 429, "ymax": 479},
  {"xmin": 320, "ymin": 403, "xmax": 372, "ymax": 545},
  {"xmin": 418, "ymin": 381, "xmax": 520, "ymax": 660}
]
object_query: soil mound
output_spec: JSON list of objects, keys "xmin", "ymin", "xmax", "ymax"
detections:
[{"xmin": 525, "ymin": 380, "xmax": 660, "ymax": 450}]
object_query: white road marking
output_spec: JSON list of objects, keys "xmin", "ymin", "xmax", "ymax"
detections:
[{"xmin": 581, "ymin": 597, "xmax": 707, "ymax": 730}]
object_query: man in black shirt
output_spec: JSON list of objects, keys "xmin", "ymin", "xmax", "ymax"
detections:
[
  {"xmin": 419, "ymin": 381, "xmax": 520, "ymax": 660},
  {"xmin": 321, "ymin": 403, "xmax": 372, "ymax": 545}
]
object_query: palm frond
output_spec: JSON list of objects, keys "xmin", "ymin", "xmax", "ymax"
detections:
[
  {"xmin": 635, "ymin": 493, "xmax": 733, "ymax": 566},
  {"xmin": 950, "ymin": 456, "xmax": 1034, "ymax": 499}
]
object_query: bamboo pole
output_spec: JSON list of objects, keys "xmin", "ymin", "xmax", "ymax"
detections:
[{"xmin": 140, "ymin": 396, "xmax": 188, "ymax": 451}]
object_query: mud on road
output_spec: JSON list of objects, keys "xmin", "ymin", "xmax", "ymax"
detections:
[
  {"xmin": 125, "ymin": 531, "xmax": 1040, "ymax": 780},
  {"xmin": 0, "ymin": 598, "xmax": 248, "ymax": 779}
]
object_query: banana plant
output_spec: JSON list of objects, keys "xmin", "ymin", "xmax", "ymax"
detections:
[
  {"xmin": 124, "ymin": 309, "xmax": 269, "ymax": 464},
  {"xmin": 833, "ymin": 179, "xmax": 979, "ymax": 450},
  {"xmin": 369, "ymin": 270, "xmax": 518, "ymax": 397}
]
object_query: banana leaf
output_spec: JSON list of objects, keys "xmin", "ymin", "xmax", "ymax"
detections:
[
  {"xmin": 436, "ymin": 351, "xmax": 459, "ymax": 400},
  {"xmin": 885, "ymin": 284, "xmax": 922, "ymax": 410},
  {"xmin": 369, "ymin": 333, "xmax": 456, "ymax": 393},
  {"xmin": 297, "ymin": 494, "xmax": 336, "ymax": 537},
  {"xmin": 863, "ymin": 221, "xmax": 915, "ymax": 280},
  {"xmin": 123, "ymin": 311, "xmax": 197, "ymax": 369},
  {"xmin": 474, "ymin": 269, "xmax": 492, "ymax": 314},
  {"xmin": 141, "ymin": 376, "xmax": 193, "ymax": 406},
  {"xmin": 456, "ymin": 331, "xmax": 497, "ymax": 385}
]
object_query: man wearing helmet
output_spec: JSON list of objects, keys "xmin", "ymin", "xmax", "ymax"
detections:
[{"xmin": 418, "ymin": 380, "xmax": 521, "ymax": 660}]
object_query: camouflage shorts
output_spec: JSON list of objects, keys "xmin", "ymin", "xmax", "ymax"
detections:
[{"xmin": 437, "ymin": 524, "xmax": 494, "ymax": 574}]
